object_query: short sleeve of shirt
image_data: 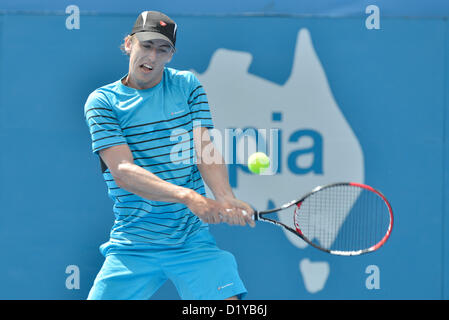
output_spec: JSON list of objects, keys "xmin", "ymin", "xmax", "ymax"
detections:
[
  {"xmin": 84, "ymin": 91, "xmax": 127, "ymax": 154},
  {"xmin": 186, "ymin": 73, "xmax": 214, "ymax": 129}
]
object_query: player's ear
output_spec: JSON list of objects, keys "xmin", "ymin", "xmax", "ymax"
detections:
[{"xmin": 124, "ymin": 36, "xmax": 133, "ymax": 55}]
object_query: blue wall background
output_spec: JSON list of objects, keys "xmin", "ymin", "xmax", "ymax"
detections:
[{"xmin": 0, "ymin": 1, "xmax": 448, "ymax": 299}]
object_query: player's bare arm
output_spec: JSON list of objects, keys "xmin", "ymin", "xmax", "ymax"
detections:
[
  {"xmin": 99, "ymin": 143, "xmax": 227, "ymax": 224},
  {"xmin": 193, "ymin": 126, "xmax": 255, "ymax": 227}
]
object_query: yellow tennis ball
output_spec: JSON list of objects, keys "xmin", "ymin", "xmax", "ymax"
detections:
[{"xmin": 248, "ymin": 152, "xmax": 270, "ymax": 174}]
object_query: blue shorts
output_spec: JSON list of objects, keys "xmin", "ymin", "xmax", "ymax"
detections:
[{"xmin": 87, "ymin": 229, "xmax": 247, "ymax": 300}]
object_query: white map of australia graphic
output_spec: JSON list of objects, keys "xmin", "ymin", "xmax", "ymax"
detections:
[{"xmin": 193, "ymin": 29, "xmax": 364, "ymax": 294}]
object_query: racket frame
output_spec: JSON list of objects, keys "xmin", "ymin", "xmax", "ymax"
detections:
[{"xmin": 254, "ymin": 182, "xmax": 394, "ymax": 256}]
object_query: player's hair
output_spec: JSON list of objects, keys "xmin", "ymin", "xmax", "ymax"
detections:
[{"xmin": 119, "ymin": 34, "xmax": 135, "ymax": 56}]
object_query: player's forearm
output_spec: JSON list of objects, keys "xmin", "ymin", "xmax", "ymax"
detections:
[
  {"xmin": 197, "ymin": 156, "xmax": 235, "ymax": 200},
  {"xmin": 194, "ymin": 127, "xmax": 235, "ymax": 200},
  {"xmin": 114, "ymin": 162, "xmax": 195, "ymax": 204}
]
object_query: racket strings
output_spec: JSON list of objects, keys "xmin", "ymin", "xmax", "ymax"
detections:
[{"xmin": 294, "ymin": 185, "xmax": 390, "ymax": 253}]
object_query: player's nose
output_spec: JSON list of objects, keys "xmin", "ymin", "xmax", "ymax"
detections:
[{"xmin": 146, "ymin": 47, "xmax": 157, "ymax": 60}]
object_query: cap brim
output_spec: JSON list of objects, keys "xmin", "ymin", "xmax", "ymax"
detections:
[{"xmin": 134, "ymin": 32, "xmax": 174, "ymax": 48}]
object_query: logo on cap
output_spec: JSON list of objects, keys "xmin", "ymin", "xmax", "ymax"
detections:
[{"xmin": 131, "ymin": 11, "xmax": 177, "ymax": 47}]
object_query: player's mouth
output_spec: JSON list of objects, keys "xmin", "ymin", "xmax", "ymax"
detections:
[{"xmin": 140, "ymin": 63, "xmax": 153, "ymax": 73}]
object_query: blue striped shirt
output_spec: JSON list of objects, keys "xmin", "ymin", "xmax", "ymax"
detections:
[{"xmin": 84, "ymin": 67, "xmax": 214, "ymax": 248}]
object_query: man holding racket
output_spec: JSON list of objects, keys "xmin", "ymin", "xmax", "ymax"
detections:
[{"xmin": 84, "ymin": 11, "xmax": 254, "ymax": 300}]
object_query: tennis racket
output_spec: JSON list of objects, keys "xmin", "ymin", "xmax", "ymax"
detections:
[{"xmin": 254, "ymin": 182, "xmax": 393, "ymax": 256}]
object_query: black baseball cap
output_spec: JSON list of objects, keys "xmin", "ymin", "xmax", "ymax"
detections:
[{"xmin": 130, "ymin": 11, "xmax": 177, "ymax": 48}]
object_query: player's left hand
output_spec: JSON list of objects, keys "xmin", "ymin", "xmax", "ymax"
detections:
[{"xmin": 215, "ymin": 196, "xmax": 255, "ymax": 228}]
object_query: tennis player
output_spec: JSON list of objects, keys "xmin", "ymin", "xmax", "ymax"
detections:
[{"xmin": 84, "ymin": 11, "xmax": 254, "ymax": 300}]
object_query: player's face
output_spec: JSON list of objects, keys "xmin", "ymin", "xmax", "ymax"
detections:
[{"xmin": 126, "ymin": 37, "xmax": 174, "ymax": 89}]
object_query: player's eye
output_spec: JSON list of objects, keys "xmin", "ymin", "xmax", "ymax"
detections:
[{"xmin": 157, "ymin": 47, "xmax": 170, "ymax": 54}]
